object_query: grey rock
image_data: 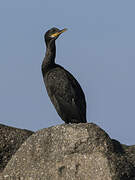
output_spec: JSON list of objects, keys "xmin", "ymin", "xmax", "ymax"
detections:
[
  {"xmin": 0, "ymin": 124, "xmax": 34, "ymax": 173},
  {"xmin": 123, "ymin": 144, "xmax": 135, "ymax": 168},
  {"xmin": 1, "ymin": 123, "xmax": 135, "ymax": 180}
]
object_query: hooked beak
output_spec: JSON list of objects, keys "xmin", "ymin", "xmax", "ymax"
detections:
[{"xmin": 50, "ymin": 28, "xmax": 67, "ymax": 38}]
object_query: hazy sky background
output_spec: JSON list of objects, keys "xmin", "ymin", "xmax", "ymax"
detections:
[{"xmin": 0, "ymin": 0, "xmax": 135, "ymax": 145}]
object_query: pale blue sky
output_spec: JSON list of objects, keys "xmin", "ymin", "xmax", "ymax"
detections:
[{"xmin": 0, "ymin": 0, "xmax": 135, "ymax": 145}]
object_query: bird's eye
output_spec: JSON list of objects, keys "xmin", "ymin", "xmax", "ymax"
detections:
[
  {"xmin": 52, "ymin": 31, "xmax": 56, "ymax": 34},
  {"xmin": 49, "ymin": 30, "xmax": 57, "ymax": 37},
  {"xmin": 51, "ymin": 29, "xmax": 57, "ymax": 33}
]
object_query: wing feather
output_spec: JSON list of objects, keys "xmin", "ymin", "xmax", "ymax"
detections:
[{"xmin": 44, "ymin": 66, "xmax": 86, "ymax": 122}]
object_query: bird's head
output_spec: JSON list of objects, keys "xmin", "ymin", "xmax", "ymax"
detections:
[{"xmin": 44, "ymin": 27, "xmax": 67, "ymax": 46}]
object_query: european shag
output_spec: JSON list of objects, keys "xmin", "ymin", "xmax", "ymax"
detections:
[{"xmin": 42, "ymin": 27, "xmax": 87, "ymax": 123}]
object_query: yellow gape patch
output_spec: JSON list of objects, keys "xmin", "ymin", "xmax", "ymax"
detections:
[{"xmin": 50, "ymin": 28, "xmax": 67, "ymax": 38}]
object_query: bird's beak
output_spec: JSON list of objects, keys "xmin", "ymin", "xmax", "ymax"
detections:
[{"xmin": 50, "ymin": 28, "xmax": 67, "ymax": 38}]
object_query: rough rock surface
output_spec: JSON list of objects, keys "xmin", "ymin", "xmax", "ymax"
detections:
[
  {"xmin": 1, "ymin": 123, "xmax": 135, "ymax": 180},
  {"xmin": 123, "ymin": 144, "xmax": 135, "ymax": 168},
  {"xmin": 0, "ymin": 124, "xmax": 34, "ymax": 173}
]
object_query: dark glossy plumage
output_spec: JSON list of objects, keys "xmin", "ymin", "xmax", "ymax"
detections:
[{"xmin": 42, "ymin": 27, "xmax": 87, "ymax": 123}]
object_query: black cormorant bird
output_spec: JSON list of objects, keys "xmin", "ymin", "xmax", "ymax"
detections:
[{"xmin": 42, "ymin": 27, "xmax": 87, "ymax": 123}]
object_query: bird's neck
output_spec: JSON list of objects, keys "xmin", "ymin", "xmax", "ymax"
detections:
[{"xmin": 44, "ymin": 40, "xmax": 56, "ymax": 68}]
